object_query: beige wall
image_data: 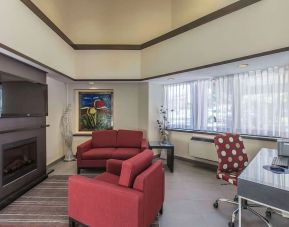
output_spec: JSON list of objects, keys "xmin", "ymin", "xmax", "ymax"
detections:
[
  {"xmin": 148, "ymin": 83, "xmax": 164, "ymax": 141},
  {"xmin": 68, "ymin": 82, "xmax": 144, "ymax": 153},
  {"xmin": 171, "ymin": 0, "xmax": 237, "ymax": 29},
  {"xmin": 46, "ymin": 76, "xmax": 67, "ymax": 165},
  {"xmin": 138, "ymin": 83, "xmax": 149, "ymax": 137},
  {"xmin": 68, "ymin": 83, "xmax": 141, "ymax": 133},
  {"xmin": 0, "ymin": 0, "xmax": 75, "ymax": 77},
  {"xmin": 142, "ymin": 0, "xmax": 289, "ymax": 78},
  {"xmin": 3, "ymin": 0, "xmax": 289, "ymax": 81},
  {"xmin": 171, "ymin": 131, "xmax": 277, "ymax": 164},
  {"xmin": 75, "ymin": 50, "xmax": 141, "ymax": 79},
  {"xmin": 0, "ymin": 0, "xmax": 142, "ymax": 80}
]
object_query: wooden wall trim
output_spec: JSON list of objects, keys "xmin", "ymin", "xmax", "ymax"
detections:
[
  {"xmin": 1, "ymin": 43, "xmax": 288, "ymax": 82},
  {"xmin": 141, "ymin": 0, "xmax": 261, "ymax": 49},
  {"xmin": 144, "ymin": 46, "xmax": 289, "ymax": 80},
  {"xmin": 20, "ymin": 0, "xmax": 74, "ymax": 46},
  {"xmin": 72, "ymin": 44, "xmax": 142, "ymax": 50},
  {"xmin": 20, "ymin": 0, "xmax": 261, "ymax": 50}
]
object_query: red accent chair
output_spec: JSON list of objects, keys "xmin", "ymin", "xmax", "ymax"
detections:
[
  {"xmin": 77, "ymin": 130, "xmax": 148, "ymax": 173},
  {"xmin": 213, "ymin": 133, "xmax": 269, "ymax": 227},
  {"xmin": 68, "ymin": 150, "xmax": 165, "ymax": 227}
]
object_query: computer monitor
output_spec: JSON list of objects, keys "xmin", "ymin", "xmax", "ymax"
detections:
[{"xmin": 278, "ymin": 139, "xmax": 289, "ymax": 157}]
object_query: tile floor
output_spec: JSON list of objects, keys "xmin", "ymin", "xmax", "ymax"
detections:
[{"xmin": 50, "ymin": 159, "xmax": 289, "ymax": 227}]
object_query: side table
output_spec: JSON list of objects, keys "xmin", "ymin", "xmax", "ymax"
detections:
[{"xmin": 148, "ymin": 141, "xmax": 174, "ymax": 173}]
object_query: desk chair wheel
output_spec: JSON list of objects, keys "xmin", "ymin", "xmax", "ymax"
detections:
[
  {"xmin": 228, "ymin": 221, "xmax": 235, "ymax": 227},
  {"xmin": 265, "ymin": 210, "xmax": 272, "ymax": 218},
  {"xmin": 213, "ymin": 201, "xmax": 219, "ymax": 208}
]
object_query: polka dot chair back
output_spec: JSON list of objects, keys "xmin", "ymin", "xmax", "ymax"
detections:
[{"xmin": 214, "ymin": 133, "xmax": 248, "ymax": 174}]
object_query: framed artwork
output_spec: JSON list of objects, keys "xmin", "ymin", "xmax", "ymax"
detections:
[{"xmin": 77, "ymin": 90, "xmax": 113, "ymax": 132}]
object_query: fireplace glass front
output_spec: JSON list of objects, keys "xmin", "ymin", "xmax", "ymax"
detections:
[{"xmin": 2, "ymin": 137, "xmax": 37, "ymax": 185}]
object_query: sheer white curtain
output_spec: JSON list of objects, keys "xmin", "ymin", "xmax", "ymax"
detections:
[
  {"xmin": 213, "ymin": 76, "xmax": 234, "ymax": 132},
  {"xmin": 193, "ymin": 80, "xmax": 212, "ymax": 130},
  {"xmin": 164, "ymin": 82, "xmax": 192, "ymax": 129},
  {"xmin": 164, "ymin": 80, "xmax": 212, "ymax": 130},
  {"xmin": 232, "ymin": 65, "xmax": 289, "ymax": 137},
  {"xmin": 164, "ymin": 65, "xmax": 289, "ymax": 137}
]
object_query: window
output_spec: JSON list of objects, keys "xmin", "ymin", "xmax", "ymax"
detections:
[{"xmin": 164, "ymin": 65, "xmax": 289, "ymax": 137}]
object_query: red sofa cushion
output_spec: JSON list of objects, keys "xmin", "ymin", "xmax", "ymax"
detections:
[
  {"xmin": 81, "ymin": 148, "xmax": 115, "ymax": 160},
  {"xmin": 92, "ymin": 130, "xmax": 117, "ymax": 148},
  {"xmin": 116, "ymin": 130, "xmax": 143, "ymax": 148},
  {"xmin": 112, "ymin": 148, "xmax": 140, "ymax": 160},
  {"xmin": 119, "ymin": 150, "xmax": 153, "ymax": 188},
  {"xmin": 95, "ymin": 172, "xmax": 120, "ymax": 185}
]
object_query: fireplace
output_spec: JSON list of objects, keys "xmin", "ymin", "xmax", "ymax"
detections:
[
  {"xmin": 0, "ymin": 122, "xmax": 47, "ymax": 209},
  {"xmin": 2, "ymin": 138, "xmax": 37, "ymax": 186}
]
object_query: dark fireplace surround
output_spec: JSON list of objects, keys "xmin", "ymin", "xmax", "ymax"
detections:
[
  {"xmin": 0, "ymin": 53, "xmax": 47, "ymax": 209},
  {"xmin": 0, "ymin": 119, "xmax": 47, "ymax": 209}
]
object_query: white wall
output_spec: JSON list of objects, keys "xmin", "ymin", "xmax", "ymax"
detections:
[
  {"xmin": 0, "ymin": 0, "xmax": 75, "ymax": 77},
  {"xmin": 3, "ymin": 0, "xmax": 289, "ymax": 81},
  {"xmin": 46, "ymin": 76, "xmax": 67, "ymax": 165},
  {"xmin": 141, "ymin": 0, "xmax": 289, "ymax": 78},
  {"xmin": 138, "ymin": 82, "xmax": 149, "ymax": 137},
  {"xmin": 68, "ymin": 82, "xmax": 143, "ymax": 153},
  {"xmin": 170, "ymin": 131, "xmax": 277, "ymax": 164},
  {"xmin": 75, "ymin": 50, "xmax": 141, "ymax": 79},
  {"xmin": 147, "ymin": 83, "xmax": 164, "ymax": 140},
  {"xmin": 0, "ymin": 0, "xmax": 142, "ymax": 80}
]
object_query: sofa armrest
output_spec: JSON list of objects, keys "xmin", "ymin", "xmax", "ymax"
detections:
[
  {"xmin": 106, "ymin": 159, "xmax": 123, "ymax": 176},
  {"xmin": 68, "ymin": 175, "xmax": 144, "ymax": 227},
  {"xmin": 133, "ymin": 160, "xmax": 164, "ymax": 227},
  {"xmin": 76, "ymin": 139, "xmax": 92, "ymax": 158},
  {"xmin": 141, "ymin": 138, "xmax": 148, "ymax": 151}
]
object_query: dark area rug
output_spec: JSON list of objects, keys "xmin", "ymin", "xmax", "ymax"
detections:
[{"xmin": 0, "ymin": 175, "xmax": 159, "ymax": 227}]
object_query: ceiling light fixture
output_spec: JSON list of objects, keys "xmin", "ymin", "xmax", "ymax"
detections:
[
  {"xmin": 239, "ymin": 64, "xmax": 249, "ymax": 68},
  {"xmin": 88, "ymin": 81, "xmax": 95, "ymax": 85}
]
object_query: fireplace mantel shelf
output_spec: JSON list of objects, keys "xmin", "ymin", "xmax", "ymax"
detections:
[{"xmin": 0, "ymin": 125, "xmax": 50, "ymax": 135}]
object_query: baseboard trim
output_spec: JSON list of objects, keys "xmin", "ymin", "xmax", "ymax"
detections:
[
  {"xmin": 174, "ymin": 155, "xmax": 217, "ymax": 171},
  {"xmin": 47, "ymin": 155, "xmax": 65, "ymax": 170}
]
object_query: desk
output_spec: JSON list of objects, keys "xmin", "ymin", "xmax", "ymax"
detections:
[
  {"xmin": 148, "ymin": 141, "xmax": 174, "ymax": 173},
  {"xmin": 238, "ymin": 148, "xmax": 289, "ymax": 226}
]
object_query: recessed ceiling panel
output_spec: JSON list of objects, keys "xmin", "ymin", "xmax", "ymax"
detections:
[{"xmin": 30, "ymin": 0, "xmax": 238, "ymax": 45}]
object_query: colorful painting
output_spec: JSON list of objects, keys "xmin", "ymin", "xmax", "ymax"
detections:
[{"xmin": 78, "ymin": 90, "xmax": 113, "ymax": 132}]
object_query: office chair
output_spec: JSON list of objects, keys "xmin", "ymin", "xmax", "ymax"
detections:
[{"xmin": 213, "ymin": 133, "xmax": 271, "ymax": 227}]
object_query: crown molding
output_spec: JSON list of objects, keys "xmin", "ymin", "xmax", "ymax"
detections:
[
  {"xmin": 20, "ymin": 0, "xmax": 262, "ymax": 50},
  {"xmin": 1, "ymin": 43, "xmax": 288, "ymax": 82}
]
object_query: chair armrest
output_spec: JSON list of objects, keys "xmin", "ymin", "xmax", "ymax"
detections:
[
  {"xmin": 68, "ymin": 175, "xmax": 144, "ymax": 227},
  {"xmin": 141, "ymin": 138, "xmax": 148, "ymax": 151},
  {"xmin": 76, "ymin": 139, "xmax": 92, "ymax": 158},
  {"xmin": 106, "ymin": 159, "xmax": 123, "ymax": 176}
]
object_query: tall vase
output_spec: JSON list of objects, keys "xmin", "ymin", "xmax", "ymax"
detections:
[{"xmin": 61, "ymin": 105, "xmax": 76, "ymax": 162}]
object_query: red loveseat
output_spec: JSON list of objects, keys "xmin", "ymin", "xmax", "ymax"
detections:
[
  {"xmin": 68, "ymin": 150, "xmax": 165, "ymax": 227},
  {"xmin": 76, "ymin": 130, "xmax": 148, "ymax": 173}
]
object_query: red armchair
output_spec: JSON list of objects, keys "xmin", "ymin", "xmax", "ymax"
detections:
[
  {"xmin": 69, "ymin": 150, "xmax": 164, "ymax": 227},
  {"xmin": 77, "ymin": 130, "xmax": 148, "ymax": 173}
]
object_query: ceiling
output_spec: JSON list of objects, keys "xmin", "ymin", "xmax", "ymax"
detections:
[{"xmin": 30, "ymin": 0, "xmax": 237, "ymax": 45}]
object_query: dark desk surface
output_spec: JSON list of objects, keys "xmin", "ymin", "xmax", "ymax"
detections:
[
  {"xmin": 238, "ymin": 148, "xmax": 289, "ymax": 211},
  {"xmin": 148, "ymin": 141, "xmax": 174, "ymax": 148}
]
